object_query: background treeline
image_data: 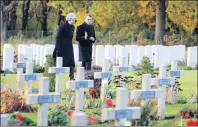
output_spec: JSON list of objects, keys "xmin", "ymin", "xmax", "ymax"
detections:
[{"xmin": 1, "ymin": 0, "xmax": 197, "ymax": 46}]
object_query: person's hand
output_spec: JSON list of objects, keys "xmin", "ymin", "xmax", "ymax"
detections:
[
  {"xmin": 56, "ymin": 50, "xmax": 61, "ymax": 57},
  {"xmin": 89, "ymin": 37, "xmax": 95, "ymax": 41},
  {"xmin": 85, "ymin": 31, "xmax": 88, "ymax": 40}
]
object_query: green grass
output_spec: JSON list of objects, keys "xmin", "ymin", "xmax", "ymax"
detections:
[{"xmin": 1, "ymin": 70, "xmax": 197, "ymax": 126}]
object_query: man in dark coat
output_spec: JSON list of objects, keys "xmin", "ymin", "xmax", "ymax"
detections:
[
  {"xmin": 53, "ymin": 13, "xmax": 76, "ymax": 80},
  {"xmin": 76, "ymin": 14, "xmax": 96, "ymax": 74}
]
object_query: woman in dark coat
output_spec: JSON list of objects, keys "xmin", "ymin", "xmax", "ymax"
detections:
[{"xmin": 53, "ymin": 13, "xmax": 76, "ymax": 80}]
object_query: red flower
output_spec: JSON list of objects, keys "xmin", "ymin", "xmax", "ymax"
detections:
[
  {"xmin": 66, "ymin": 110, "xmax": 73, "ymax": 117},
  {"xmin": 184, "ymin": 112, "xmax": 190, "ymax": 118},
  {"xmin": 105, "ymin": 99, "xmax": 113, "ymax": 107},
  {"xmin": 88, "ymin": 116, "xmax": 96, "ymax": 124},
  {"xmin": 16, "ymin": 114, "xmax": 24, "ymax": 121},
  {"xmin": 186, "ymin": 120, "xmax": 198, "ymax": 126},
  {"xmin": 90, "ymin": 89, "xmax": 96, "ymax": 95}
]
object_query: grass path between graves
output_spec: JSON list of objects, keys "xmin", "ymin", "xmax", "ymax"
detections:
[
  {"xmin": 1, "ymin": 70, "xmax": 197, "ymax": 126},
  {"xmin": 2, "ymin": 70, "xmax": 197, "ymax": 99}
]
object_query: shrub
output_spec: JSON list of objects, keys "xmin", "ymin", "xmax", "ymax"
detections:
[
  {"xmin": 33, "ymin": 61, "xmax": 45, "ymax": 73},
  {"xmin": 177, "ymin": 96, "xmax": 187, "ymax": 104},
  {"xmin": 48, "ymin": 109, "xmax": 69, "ymax": 126},
  {"xmin": 9, "ymin": 112, "xmax": 36, "ymax": 126},
  {"xmin": 1, "ymin": 87, "xmax": 34, "ymax": 113},
  {"xmin": 179, "ymin": 108, "xmax": 198, "ymax": 119},
  {"xmin": 43, "ymin": 55, "xmax": 55, "ymax": 92},
  {"xmin": 140, "ymin": 56, "xmax": 153, "ymax": 74},
  {"xmin": 184, "ymin": 66, "xmax": 193, "ymax": 70}
]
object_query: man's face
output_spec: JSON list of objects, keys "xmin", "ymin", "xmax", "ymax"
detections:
[{"xmin": 85, "ymin": 16, "xmax": 92, "ymax": 25}]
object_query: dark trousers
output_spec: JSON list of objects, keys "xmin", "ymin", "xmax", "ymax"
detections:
[
  {"xmin": 82, "ymin": 60, "xmax": 92, "ymax": 70},
  {"xmin": 68, "ymin": 66, "xmax": 75, "ymax": 80}
]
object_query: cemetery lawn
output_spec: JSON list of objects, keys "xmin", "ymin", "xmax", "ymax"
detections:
[{"xmin": 2, "ymin": 70, "xmax": 197, "ymax": 126}]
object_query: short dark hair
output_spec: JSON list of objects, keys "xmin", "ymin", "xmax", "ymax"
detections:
[{"xmin": 84, "ymin": 14, "xmax": 92, "ymax": 19}]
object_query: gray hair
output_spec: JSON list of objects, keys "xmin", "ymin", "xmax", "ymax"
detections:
[{"xmin": 66, "ymin": 13, "xmax": 76, "ymax": 21}]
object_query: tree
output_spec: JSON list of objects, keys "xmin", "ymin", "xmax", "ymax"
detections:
[
  {"xmin": 155, "ymin": 0, "xmax": 166, "ymax": 45},
  {"xmin": 22, "ymin": 0, "xmax": 30, "ymax": 31},
  {"xmin": 166, "ymin": 1, "xmax": 198, "ymax": 33},
  {"xmin": 8, "ymin": 3, "xmax": 17, "ymax": 30},
  {"xmin": 41, "ymin": 0, "xmax": 49, "ymax": 36},
  {"xmin": 1, "ymin": 0, "xmax": 18, "ymax": 43}
]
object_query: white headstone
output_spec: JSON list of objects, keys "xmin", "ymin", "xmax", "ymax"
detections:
[
  {"xmin": 1, "ymin": 114, "xmax": 8, "ymax": 126},
  {"xmin": 39, "ymin": 46, "xmax": 45, "ymax": 67},
  {"xmin": 137, "ymin": 46, "xmax": 145, "ymax": 64},
  {"xmin": 151, "ymin": 66, "xmax": 175, "ymax": 119},
  {"xmin": 95, "ymin": 45, "xmax": 105, "ymax": 67},
  {"xmin": 154, "ymin": 47, "xmax": 165, "ymax": 68},
  {"xmin": 92, "ymin": 45, "xmax": 95, "ymax": 65},
  {"xmin": 18, "ymin": 62, "xmax": 42, "ymax": 94},
  {"xmin": 167, "ymin": 60, "xmax": 184, "ymax": 103},
  {"xmin": 187, "ymin": 46, "xmax": 197, "ymax": 67},
  {"xmin": 94, "ymin": 59, "xmax": 115, "ymax": 102},
  {"xmin": 105, "ymin": 45, "xmax": 115, "ymax": 64},
  {"xmin": 114, "ymin": 45, "xmax": 122, "ymax": 65},
  {"xmin": 13, "ymin": 54, "xmax": 25, "ymax": 90},
  {"xmin": 67, "ymin": 67, "xmax": 94, "ymax": 126},
  {"xmin": 145, "ymin": 45, "xmax": 153, "ymax": 63},
  {"xmin": 48, "ymin": 57, "xmax": 70, "ymax": 93},
  {"xmin": 26, "ymin": 77, "xmax": 61, "ymax": 126},
  {"xmin": 114, "ymin": 49, "xmax": 133, "ymax": 87},
  {"xmin": 3, "ymin": 44, "xmax": 14, "ymax": 71},
  {"xmin": 30, "ymin": 44, "xmax": 37, "ymax": 61},
  {"xmin": 102, "ymin": 87, "xmax": 141, "ymax": 126},
  {"xmin": 130, "ymin": 74, "xmax": 163, "ymax": 110},
  {"xmin": 24, "ymin": 46, "xmax": 33, "ymax": 63},
  {"xmin": 129, "ymin": 45, "xmax": 138, "ymax": 67}
]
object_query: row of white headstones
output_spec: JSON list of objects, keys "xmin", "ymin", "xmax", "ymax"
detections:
[
  {"xmin": 1, "ymin": 54, "xmax": 184, "ymax": 126},
  {"xmin": 2, "ymin": 44, "xmax": 197, "ymax": 72}
]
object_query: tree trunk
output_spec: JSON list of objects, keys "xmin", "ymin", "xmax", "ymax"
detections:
[
  {"xmin": 41, "ymin": 0, "xmax": 49, "ymax": 36},
  {"xmin": 57, "ymin": 9, "xmax": 65, "ymax": 26},
  {"xmin": 155, "ymin": 0, "xmax": 166, "ymax": 45},
  {"xmin": 22, "ymin": 0, "xmax": 30, "ymax": 31},
  {"xmin": 1, "ymin": 0, "xmax": 18, "ymax": 43},
  {"xmin": 9, "ymin": 5, "xmax": 17, "ymax": 30}
]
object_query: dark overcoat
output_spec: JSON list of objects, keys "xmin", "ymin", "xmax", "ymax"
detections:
[
  {"xmin": 76, "ymin": 22, "xmax": 96, "ymax": 61},
  {"xmin": 53, "ymin": 22, "xmax": 75, "ymax": 67}
]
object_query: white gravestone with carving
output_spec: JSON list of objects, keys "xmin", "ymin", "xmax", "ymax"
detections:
[
  {"xmin": 26, "ymin": 77, "xmax": 61, "ymax": 126},
  {"xmin": 167, "ymin": 60, "xmax": 184, "ymax": 103},
  {"xmin": 48, "ymin": 57, "xmax": 70, "ymax": 93},
  {"xmin": 94, "ymin": 59, "xmax": 116, "ymax": 102},
  {"xmin": 67, "ymin": 67, "xmax": 94, "ymax": 126},
  {"xmin": 13, "ymin": 54, "xmax": 26, "ymax": 90},
  {"xmin": 151, "ymin": 66, "xmax": 175, "ymax": 119},
  {"xmin": 102, "ymin": 87, "xmax": 141, "ymax": 126},
  {"xmin": 18, "ymin": 62, "xmax": 42, "ymax": 94}
]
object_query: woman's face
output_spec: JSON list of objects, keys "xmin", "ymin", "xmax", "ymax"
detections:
[{"xmin": 68, "ymin": 19, "xmax": 76, "ymax": 25}]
